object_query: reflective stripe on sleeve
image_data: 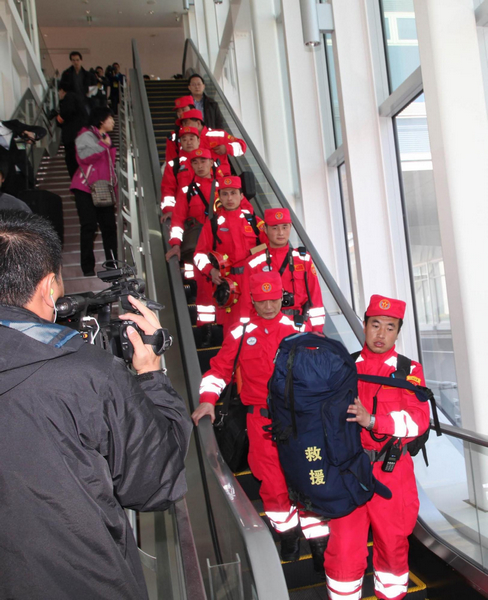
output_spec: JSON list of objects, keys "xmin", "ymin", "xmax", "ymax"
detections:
[
  {"xmin": 194, "ymin": 253, "xmax": 211, "ymax": 271},
  {"xmin": 249, "ymin": 253, "xmax": 267, "ymax": 268},
  {"xmin": 206, "ymin": 130, "xmax": 225, "ymax": 137},
  {"xmin": 230, "ymin": 142, "xmax": 244, "ymax": 156},
  {"xmin": 390, "ymin": 410, "xmax": 419, "ymax": 438},
  {"xmin": 161, "ymin": 196, "xmax": 176, "ymax": 209},
  {"xmin": 310, "ymin": 316, "xmax": 326, "ymax": 327},
  {"xmin": 326, "ymin": 575, "xmax": 363, "ymax": 600},
  {"xmin": 374, "ymin": 571, "xmax": 409, "ymax": 599},
  {"xmin": 217, "ymin": 215, "xmax": 226, "ymax": 225},
  {"xmin": 230, "ymin": 322, "xmax": 257, "ymax": 339},
  {"xmin": 200, "ymin": 374, "xmax": 226, "ymax": 395},
  {"xmin": 170, "ymin": 226, "xmax": 184, "ymax": 241}
]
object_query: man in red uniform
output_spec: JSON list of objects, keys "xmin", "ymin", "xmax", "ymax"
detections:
[
  {"xmin": 160, "ymin": 126, "xmax": 200, "ymax": 220},
  {"xmin": 176, "ymin": 109, "xmax": 246, "ymax": 175},
  {"xmin": 239, "ymin": 208, "xmax": 325, "ymax": 331},
  {"xmin": 323, "ymin": 295, "xmax": 430, "ymax": 600},
  {"xmin": 165, "ymin": 95, "xmax": 195, "ymax": 162},
  {"xmin": 193, "ymin": 175, "xmax": 264, "ymax": 337},
  {"xmin": 192, "ymin": 271, "xmax": 329, "ymax": 563},
  {"xmin": 166, "ymin": 148, "xmax": 218, "ymax": 330}
]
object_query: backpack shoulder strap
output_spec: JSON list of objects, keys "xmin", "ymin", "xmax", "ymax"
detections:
[
  {"xmin": 392, "ymin": 354, "xmax": 411, "ymax": 379},
  {"xmin": 218, "ymin": 322, "xmax": 248, "ymax": 417}
]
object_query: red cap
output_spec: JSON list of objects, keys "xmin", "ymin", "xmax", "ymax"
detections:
[
  {"xmin": 366, "ymin": 295, "xmax": 406, "ymax": 320},
  {"xmin": 173, "ymin": 95, "xmax": 194, "ymax": 110},
  {"xmin": 217, "ymin": 176, "xmax": 241, "ymax": 190},
  {"xmin": 188, "ymin": 148, "xmax": 212, "ymax": 160},
  {"xmin": 176, "ymin": 109, "xmax": 204, "ymax": 127},
  {"xmin": 264, "ymin": 208, "xmax": 292, "ymax": 226},
  {"xmin": 178, "ymin": 126, "xmax": 200, "ymax": 138},
  {"xmin": 250, "ymin": 271, "xmax": 283, "ymax": 302}
]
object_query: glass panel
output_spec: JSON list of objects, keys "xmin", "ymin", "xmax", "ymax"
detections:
[
  {"xmin": 324, "ymin": 33, "xmax": 342, "ymax": 148},
  {"xmin": 338, "ymin": 164, "xmax": 361, "ymax": 313},
  {"xmin": 394, "ymin": 94, "xmax": 461, "ymax": 425},
  {"xmin": 415, "ymin": 426, "xmax": 488, "ymax": 572},
  {"xmin": 183, "ymin": 43, "xmax": 362, "ymax": 353},
  {"xmin": 380, "ymin": 0, "xmax": 421, "ymax": 91}
]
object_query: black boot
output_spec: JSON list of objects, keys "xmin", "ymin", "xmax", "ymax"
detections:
[
  {"xmin": 200, "ymin": 324, "xmax": 212, "ymax": 348},
  {"xmin": 280, "ymin": 526, "xmax": 301, "ymax": 562},
  {"xmin": 308, "ymin": 535, "xmax": 329, "ymax": 573}
]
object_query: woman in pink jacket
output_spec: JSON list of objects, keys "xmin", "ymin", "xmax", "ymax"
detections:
[{"xmin": 70, "ymin": 107, "xmax": 118, "ymax": 276}]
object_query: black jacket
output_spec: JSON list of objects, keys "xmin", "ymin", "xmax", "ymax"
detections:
[
  {"xmin": 203, "ymin": 93, "xmax": 225, "ymax": 129},
  {"xmin": 0, "ymin": 119, "xmax": 47, "ymax": 194},
  {"xmin": 0, "ymin": 305, "xmax": 192, "ymax": 600},
  {"xmin": 60, "ymin": 65, "xmax": 98, "ymax": 99},
  {"xmin": 58, "ymin": 91, "xmax": 87, "ymax": 144}
]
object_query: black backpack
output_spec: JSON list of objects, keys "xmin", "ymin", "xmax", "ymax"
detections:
[
  {"xmin": 267, "ymin": 333, "xmax": 391, "ymax": 519},
  {"xmin": 352, "ymin": 352, "xmax": 442, "ymax": 466}
]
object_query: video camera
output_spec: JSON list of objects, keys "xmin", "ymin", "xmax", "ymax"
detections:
[{"xmin": 56, "ymin": 261, "xmax": 172, "ymax": 363}]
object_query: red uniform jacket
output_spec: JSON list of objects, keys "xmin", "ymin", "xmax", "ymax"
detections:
[
  {"xmin": 356, "ymin": 345, "xmax": 430, "ymax": 452},
  {"xmin": 239, "ymin": 243, "xmax": 326, "ymax": 331},
  {"xmin": 169, "ymin": 175, "xmax": 218, "ymax": 246},
  {"xmin": 160, "ymin": 153, "xmax": 193, "ymax": 214},
  {"xmin": 193, "ymin": 206, "xmax": 264, "ymax": 278},
  {"xmin": 199, "ymin": 312, "xmax": 298, "ymax": 408}
]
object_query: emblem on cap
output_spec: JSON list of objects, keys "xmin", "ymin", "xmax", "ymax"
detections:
[
  {"xmin": 224, "ymin": 178, "xmax": 232, "ymax": 186},
  {"xmin": 262, "ymin": 283, "xmax": 272, "ymax": 293},
  {"xmin": 195, "ymin": 149, "xmax": 203, "ymax": 156},
  {"xmin": 379, "ymin": 299, "xmax": 391, "ymax": 310},
  {"xmin": 275, "ymin": 211, "xmax": 283, "ymax": 220},
  {"xmin": 176, "ymin": 99, "xmax": 181, "ymax": 106}
]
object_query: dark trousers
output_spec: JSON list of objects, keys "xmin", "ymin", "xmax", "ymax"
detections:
[
  {"xmin": 64, "ymin": 142, "xmax": 78, "ymax": 179},
  {"xmin": 73, "ymin": 189, "xmax": 118, "ymax": 273}
]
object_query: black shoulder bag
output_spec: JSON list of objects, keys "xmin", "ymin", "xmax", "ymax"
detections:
[{"xmin": 213, "ymin": 322, "xmax": 249, "ymax": 472}]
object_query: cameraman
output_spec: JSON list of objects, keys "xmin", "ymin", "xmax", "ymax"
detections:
[{"xmin": 0, "ymin": 210, "xmax": 192, "ymax": 600}]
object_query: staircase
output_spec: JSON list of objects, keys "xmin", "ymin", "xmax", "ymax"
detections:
[{"xmin": 144, "ymin": 79, "xmax": 190, "ymax": 165}]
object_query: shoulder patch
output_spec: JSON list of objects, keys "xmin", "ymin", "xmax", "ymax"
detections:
[{"xmin": 406, "ymin": 375, "xmax": 421, "ymax": 386}]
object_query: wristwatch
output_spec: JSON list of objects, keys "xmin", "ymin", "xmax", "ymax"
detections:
[{"xmin": 366, "ymin": 415, "xmax": 376, "ymax": 431}]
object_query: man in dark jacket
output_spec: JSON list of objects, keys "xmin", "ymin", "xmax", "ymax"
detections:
[
  {"xmin": 0, "ymin": 119, "xmax": 47, "ymax": 195},
  {"xmin": 0, "ymin": 162, "xmax": 32, "ymax": 212},
  {"xmin": 188, "ymin": 73, "xmax": 225, "ymax": 129},
  {"xmin": 56, "ymin": 82, "xmax": 87, "ymax": 177},
  {"xmin": 0, "ymin": 210, "xmax": 192, "ymax": 600},
  {"xmin": 60, "ymin": 51, "xmax": 98, "ymax": 115}
]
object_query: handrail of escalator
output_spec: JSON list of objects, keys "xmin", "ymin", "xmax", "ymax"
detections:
[
  {"xmin": 131, "ymin": 39, "xmax": 289, "ymax": 598},
  {"xmin": 182, "ymin": 37, "xmax": 363, "ymax": 343}
]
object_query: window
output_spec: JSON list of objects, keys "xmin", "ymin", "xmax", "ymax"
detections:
[
  {"xmin": 324, "ymin": 33, "xmax": 342, "ymax": 148},
  {"xmin": 394, "ymin": 94, "xmax": 460, "ymax": 425},
  {"xmin": 338, "ymin": 164, "xmax": 360, "ymax": 313},
  {"xmin": 380, "ymin": 0, "xmax": 421, "ymax": 91}
]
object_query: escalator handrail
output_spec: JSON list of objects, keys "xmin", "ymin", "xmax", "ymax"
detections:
[
  {"xmin": 131, "ymin": 39, "xmax": 290, "ymax": 599},
  {"xmin": 430, "ymin": 421, "xmax": 488, "ymax": 448},
  {"xmin": 182, "ymin": 37, "xmax": 364, "ymax": 342}
]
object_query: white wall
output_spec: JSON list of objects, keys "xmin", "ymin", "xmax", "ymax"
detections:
[
  {"xmin": 40, "ymin": 26, "xmax": 184, "ymax": 79},
  {"xmin": 0, "ymin": 0, "xmax": 46, "ymax": 119}
]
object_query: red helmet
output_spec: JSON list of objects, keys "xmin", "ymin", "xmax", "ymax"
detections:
[
  {"xmin": 213, "ymin": 277, "xmax": 240, "ymax": 308},
  {"xmin": 208, "ymin": 251, "xmax": 232, "ymax": 277}
]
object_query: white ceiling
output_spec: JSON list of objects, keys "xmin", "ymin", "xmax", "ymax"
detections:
[{"xmin": 36, "ymin": 0, "xmax": 185, "ymax": 28}]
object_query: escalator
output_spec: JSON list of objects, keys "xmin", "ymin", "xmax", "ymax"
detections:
[{"xmin": 120, "ymin": 39, "xmax": 488, "ymax": 599}]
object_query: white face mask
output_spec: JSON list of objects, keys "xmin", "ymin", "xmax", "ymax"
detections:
[{"xmin": 50, "ymin": 289, "xmax": 58, "ymax": 323}]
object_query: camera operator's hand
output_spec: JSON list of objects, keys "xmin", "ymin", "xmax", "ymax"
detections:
[
  {"xmin": 166, "ymin": 245, "xmax": 181, "ymax": 262},
  {"xmin": 192, "ymin": 402, "xmax": 215, "ymax": 425},
  {"xmin": 346, "ymin": 397, "xmax": 372, "ymax": 429},
  {"xmin": 210, "ymin": 268, "xmax": 222, "ymax": 285},
  {"xmin": 118, "ymin": 295, "xmax": 162, "ymax": 375},
  {"xmin": 22, "ymin": 131, "xmax": 36, "ymax": 144}
]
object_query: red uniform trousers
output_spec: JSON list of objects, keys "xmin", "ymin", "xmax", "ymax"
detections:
[
  {"xmin": 195, "ymin": 270, "xmax": 216, "ymax": 326},
  {"xmin": 324, "ymin": 455, "xmax": 419, "ymax": 600}
]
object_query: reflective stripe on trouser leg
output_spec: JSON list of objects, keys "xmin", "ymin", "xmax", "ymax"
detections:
[
  {"xmin": 326, "ymin": 576, "xmax": 363, "ymax": 600},
  {"xmin": 266, "ymin": 505, "xmax": 299, "ymax": 533},
  {"xmin": 374, "ymin": 571, "xmax": 409, "ymax": 600},
  {"xmin": 184, "ymin": 263, "xmax": 194, "ymax": 279},
  {"xmin": 197, "ymin": 305, "xmax": 216, "ymax": 325},
  {"xmin": 299, "ymin": 512, "xmax": 330, "ymax": 539}
]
